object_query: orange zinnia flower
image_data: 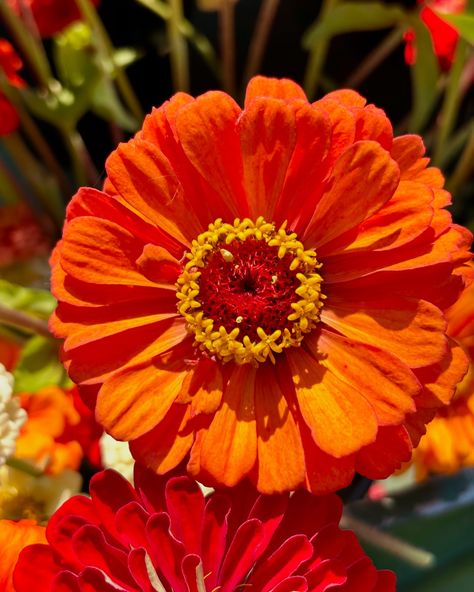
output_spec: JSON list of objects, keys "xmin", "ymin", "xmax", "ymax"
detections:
[
  {"xmin": 0, "ymin": 519, "xmax": 45, "ymax": 592},
  {"xmin": 412, "ymin": 268, "xmax": 474, "ymax": 479},
  {"xmin": 16, "ymin": 386, "xmax": 102, "ymax": 474},
  {"xmin": 51, "ymin": 77, "xmax": 472, "ymax": 494}
]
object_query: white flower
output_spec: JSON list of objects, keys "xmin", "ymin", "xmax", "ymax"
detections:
[
  {"xmin": 0, "ymin": 464, "xmax": 82, "ymax": 520},
  {"xmin": 0, "ymin": 363, "xmax": 27, "ymax": 466},
  {"xmin": 100, "ymin": 432, "xmax": 135, "ymax": 483}
]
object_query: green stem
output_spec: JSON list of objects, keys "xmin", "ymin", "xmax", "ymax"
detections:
[
  {"xmin": 447, "ymin": 124, "xmax": 474, "ymax": 196},
  {"xmin": 0, "ymin": 1, "xmax": 52, "ymax": 91},
  {"xmin": 303, "ymin": 0, "xmax": 339, "ymax": 100},
  {"xmin": 59, "ymin": 127, "xmax": 96, "ymax": 188},
  {"xmin": 0, "ymin": 302, "xmax": 51, "ymax": 339},
  {"xmin": 6, "ymin": 457, "xmax": 44, "ymax": 478},
  {"xmin": 433, "ymin": 39, "xmax": 467, "ymax": 166},
  {"xmin": 1, "ymin": 134, "xmax": 64, "ymax": 229},
  {"xmin": 167, "ymin": 0, "xmax": 190, "ymax": 92},
  {"xmin": 134, "ymin": 0, "xmax": 220, "ymax": 79},
  {"xmin": 74, "ymin": 0, "xmax": 144, "ymax": 122},
  {"xmin": 346, "ymin": 26, "xmax": 404, "ymax": 88},
  {"xmin": 219, "ymin": 0, "xmax": 236, "ymax": 96},
  {"xmin": 243, "ymin": 0, "xmax": 280, "ymax": 87},
  {"xmin": 0, "ymin": 160, "xmax": 24, "ymax": 205},
  {"xmin": 341, "ymin": 512, "xmax": 435, "ymax": 569}
]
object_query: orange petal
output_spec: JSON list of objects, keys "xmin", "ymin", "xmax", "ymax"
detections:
[
  {"xmin": 355, "ymin": 425, "xmax": 412, "ymax": 479},
  {"xmin": 318, "ymin": 89, "xmax": 366, "ymax": 108},
  {"xmin": 354, "ymin": 104, "xmax": 393, "ymax": 150},
  {"xmin": 60, "ymin": 217, "xmax": 156, "ymax": 288},
  {"xmin": 106, "ymin": 138, "xmax": 198, "ymax": 245},
  {"xmin": 303, "ymin": 141, "xmax": 399, "ymax": 248},
  {"xmin": 176, "ymin": 358, "xmax": 224, "ymax": 416},
  {"xmin": 286, "ymin": 347, "xmax": 378, "ymax": 457},
  {"xmin": 65, "ymin": 189, "xmax": 180, "ymax": 256},
  {"xmin": 239, "ymin": 97, "xmax": 297, "ymax": 220},
  {"xmin": 319, "ymin": 180, "xmax": 434, "ymax": 256},
  {"xmin": 314, "ymin": 329, "xmax": 419, "ymax": 425},
  {"xmin": 0, "ymin": 520, "xmax": 46, "ymax": 592},
  {"xmin": 96, "ymin": 351, "xmax": 192, "ymax": 440},
  {"xmin": 130, "ymin": 403, "xmax": 194, "ymax": 474},
  {"xmin": 197, "ymin": 365, "xmax": 257, "ymax": 487},
  {"xmin": 414, "ymin": 337, "xmax": 469, "ymax": 408},
  {"xmin": 321, "ymin": 297, "xmax": 447, "ymax": 368},
  {"xmin": 274, "ymin": 103, "xmax": 331, "ymax": 232},
  {"xmin": 174, "ymin": 91, "xmax": 248, "ymax": 217},
  {"xmin": 312, "ymin": 99, "xmax": 355, "ymax": 167},
  {"xmin": 136, "ymin": 244, "xmax": 181, "ymax": 284},
  {"xmin": 390, "ymin": 134, "xmax": 425, "ymax": 176},
  {"xmin": 63, "ymin": 318, "xmax": 188, "ymax": 385},
  {"xmin": 244, "ymin": 76, "xmax": 307, "ymax": 107},
  {"xmin": 253, "ymin": 365, "xmax": 305, "ymax": 493}
]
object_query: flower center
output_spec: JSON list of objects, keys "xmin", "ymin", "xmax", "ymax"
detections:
[{"xmin": 176, "ymin": 217, "xmax": 324, "ymax": 365}]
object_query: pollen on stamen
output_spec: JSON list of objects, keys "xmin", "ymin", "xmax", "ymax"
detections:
[{"xmin": 176, "ymin": 217, "xmax": 324, "ymax": 365}]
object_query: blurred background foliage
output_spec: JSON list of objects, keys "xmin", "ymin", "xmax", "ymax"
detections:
[{"xmin": 0, "ymin": 1, "xmax": 473, "ymax": 590}]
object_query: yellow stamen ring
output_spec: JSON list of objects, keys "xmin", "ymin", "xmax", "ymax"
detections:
[{"xmin": 176, "ymin": 217, "xmax": 324, "ymax": 365}]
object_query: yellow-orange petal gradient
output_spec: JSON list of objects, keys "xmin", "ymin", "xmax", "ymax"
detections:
[
  {"xmin": 50, "ymin": 76, "xmax": 472, "ymax": 494},
  {"xmin": 411, "ymin": 266, "xmax": 474, "ymax": 479}
]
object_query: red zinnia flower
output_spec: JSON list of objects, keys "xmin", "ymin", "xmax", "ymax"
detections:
[
  {"xmin": 13, "ymin": 466, "xmax": 396, "ymax": 591},
  {"xmin": 51, "ymin": 77, "xmax": 472, "ymax": 494},
  {"xmin": 0, "ymin": 39, "xmax": 25, "ymax": 136},
  {"xmin": 404, "ymin": 0, "xmax": 466, "ymax": 71},
  {"xmin": 7, "ymin": 0, "xmax": 101, "ymax": 39}
]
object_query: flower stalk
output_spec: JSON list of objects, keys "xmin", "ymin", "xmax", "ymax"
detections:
[{"xmin": 243, "ymin": 0, "xmax": 280, "ymax": 86}]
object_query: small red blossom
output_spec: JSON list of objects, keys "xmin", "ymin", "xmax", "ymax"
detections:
[
  {"xmin": 14, "ymin": 466, "xmax": 396, "ymax": 591},
  {"xmin": 7, "ymin": 0, "xmax": 101, "ymax": 39},
  {"xmin": 404, "ymin": 0, "xmax": 466, "ymax": 71},
  {"xmin": 0, "ymin": 204, "xmax": 50, "ymax": 267},
  {"xmin": 0, "ymin": 39, "xmax": 25, "ymax": 136}
]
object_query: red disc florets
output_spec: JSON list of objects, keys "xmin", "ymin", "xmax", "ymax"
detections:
[{"xmin": 198, "ymin": 237, "xmax": 300, "ymax": 341}]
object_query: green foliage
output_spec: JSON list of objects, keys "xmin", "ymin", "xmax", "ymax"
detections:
[
  {"xmin": 303, "ymin": 2, "xmax": 407, "ymax": 48},
  {"xmin": 350, "ymin": 470, "xmax": 474, "ymax": 590},
  {"xmin": 0, "ymin": 280, "xmax": 56, "ymax": 320},
  {"xmin": 13, "ymin": 335, "xmax": 71, "ymax": 393},
  {"xmin": 439, "ymin": 12, "xmax": 474, "ymax": 45},
  {"xmin": 408, "ymin": 17, "xmax": 440, "ymax": 132}
]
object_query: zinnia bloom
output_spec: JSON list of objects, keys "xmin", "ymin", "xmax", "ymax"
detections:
[
  {"xmin": 13, "ymin": 466, "xmax": 396, "ymax": 591},
  {"xmin": 16, "ymin": 385, "xmax": 102, "ymax": 474},
  {"xmin": 0, "ymin": 519, "xmax": 45, "ymax": 592},
  {"xmin": 7, "ymin": 0, "xmax": 100, "ymax": 39},
  {"xmin": 51, "ymin": 76, "xmax": 472, "ymax": 494},
  {"xmin": 412, "ymin": 267, "xmax": 474, "ymax": 478},
  {"xmin": 404, "ymin": 0, "xmax": 466, "ymax": 71},
  {"xmin": 0, "ymin": 39, "xmax": 25, "ymax": 136}
]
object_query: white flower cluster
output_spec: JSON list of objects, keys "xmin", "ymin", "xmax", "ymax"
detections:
[{"xmin": 0, "ymin": 363, "xmax": 27, "ymax": 466}]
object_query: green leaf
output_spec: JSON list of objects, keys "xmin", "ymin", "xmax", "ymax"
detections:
[
  {"xmin": 113, "ymin": 47, "xmax": 144, "ymax": 69},
  {"xmin": 0, "ymin": 280, "xmax": 56, "ymax": 320},
  {"xmin": 408, "ymin": 17, "xmax": 440, "ymax": 132},
  {"xmin": 438, "ymin": 12, "xmax": 474, "ymax": 45},
  {"xmin": 13, "ymin": 335, "xmax": 70, "ymax": 393},
  {"xmin": 303, "ymin": 2, "xmax": 407, "ymax": 49},
  {"xmin": 349, "ymin": 470, "xmax": 474, "ymax": 590},
  {"xmin": 91, "ymin": 80, "xmax": 138, "ymax": 131}
]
